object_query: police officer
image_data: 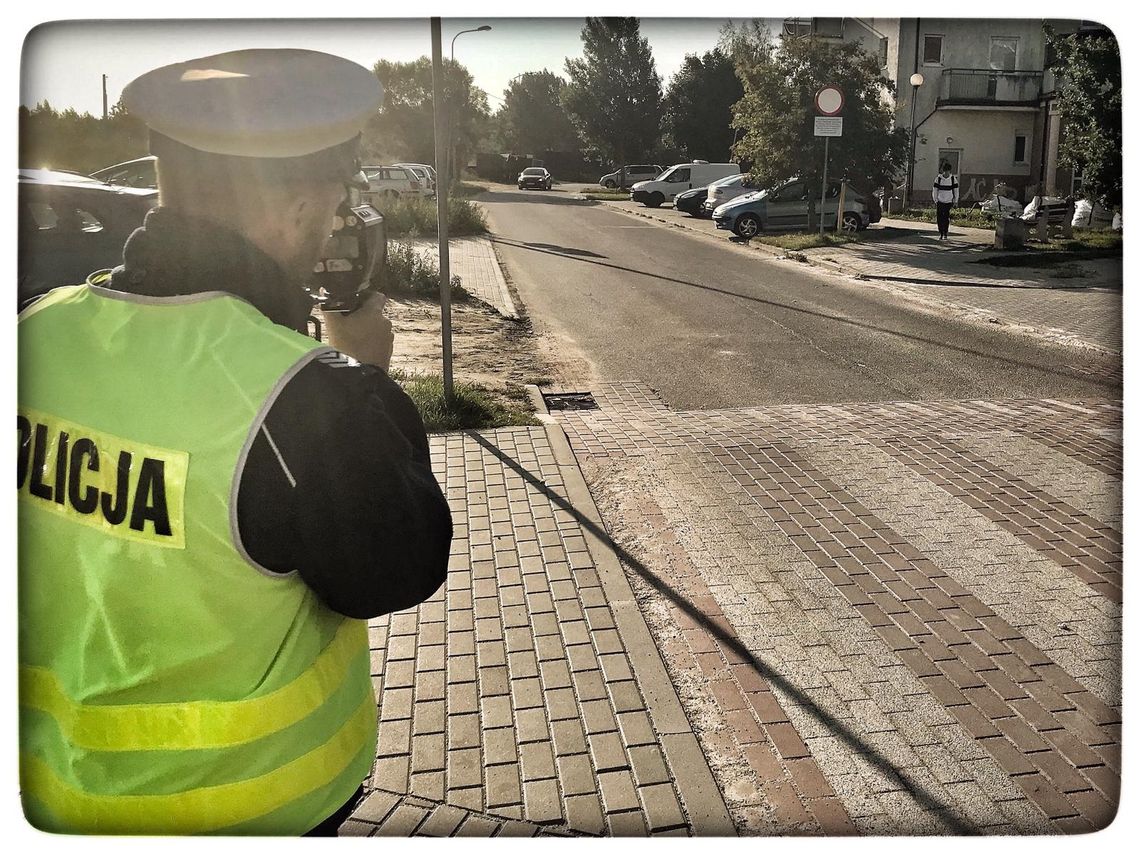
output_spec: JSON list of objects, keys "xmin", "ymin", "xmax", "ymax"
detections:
[{"xmin": 17, "ymin": 49, "xmax": 452, "ymax": 835}]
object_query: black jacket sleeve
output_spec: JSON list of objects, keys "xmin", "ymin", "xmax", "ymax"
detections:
[{"xmin": 235, "ymin": 352, "xmax": 453, "ymax": 619}]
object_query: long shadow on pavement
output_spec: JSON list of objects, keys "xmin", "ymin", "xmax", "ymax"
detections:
[
  {"xmin": 489, "ymin": 237, "xmax": 1118, "ymax": 391},
  {"xmin": 469, "ymin": 430, "xmax": 978, "ymax": 835}
]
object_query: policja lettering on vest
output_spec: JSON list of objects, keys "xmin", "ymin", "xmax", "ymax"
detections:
[{"xmin": 17, "ymin": 409, "xmax": 187, "ymax": 547}]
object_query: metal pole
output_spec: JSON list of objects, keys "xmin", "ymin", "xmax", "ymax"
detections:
[
  {"xmin": 819, "ymin": 136, "xmax": 829, "ymax": 236},
  {"xmin": 431, "ymin": 18, "xmax": 454, "ymax": 403},
  {"xmin": 905, "ymin": 89, "xmax": 917, "ymax": 210},
  {"xmin": 102, "ymin": 74, "xmax": 108, "ymax": 119}
]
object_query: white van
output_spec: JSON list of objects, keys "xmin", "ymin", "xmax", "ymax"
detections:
[{"xmin": 630, "ymin": 161, "xmax": 740, "ymax": 208}]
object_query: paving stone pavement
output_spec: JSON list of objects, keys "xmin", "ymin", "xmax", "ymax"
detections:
[
  {"xmin": 549, "ymin": 383, "xmax": 1121, "ymax": 835},
  {"xmin": 403, "ymin": 236, "xmax": 519, "ymax": 319},
  {"xmin": 348, "ymin": 423, "xmax": 734, "ymax": 836}
]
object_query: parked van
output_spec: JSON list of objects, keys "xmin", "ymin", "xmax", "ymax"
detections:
[{"xmin": 630, "ymin": 161, "xmax": 740, "ymax": 208}]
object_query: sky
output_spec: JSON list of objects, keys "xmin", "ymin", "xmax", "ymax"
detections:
[{"xmin": 20, "ymin": 18, "xmax": 757, "ymax": 119}]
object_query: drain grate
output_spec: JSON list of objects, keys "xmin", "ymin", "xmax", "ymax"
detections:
[{"xmin": 542, "ymin": 391, "xmax": 599, "ymax": 411}]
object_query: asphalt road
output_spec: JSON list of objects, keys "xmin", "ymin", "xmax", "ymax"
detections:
[{"xmin": 480, "ymin": 186, "xmax": 1119, "ymax": 410}]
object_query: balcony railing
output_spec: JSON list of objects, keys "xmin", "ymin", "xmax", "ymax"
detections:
[{"xmin": 938, "ymin": 69, "xmax": 1043, "ymax": 105}]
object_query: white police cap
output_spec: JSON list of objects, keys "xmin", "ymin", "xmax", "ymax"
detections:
[{"xmin": 123, "ymin": 48, "xmax": 383, "ymax": 158}]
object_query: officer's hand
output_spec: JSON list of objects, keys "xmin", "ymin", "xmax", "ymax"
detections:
[{"xmin": 323, "ymin": 293, "xmax": 395, "ymax": 371}]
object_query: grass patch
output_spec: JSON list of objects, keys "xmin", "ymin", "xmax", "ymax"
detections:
[
  {"xmin": 390, "ymin": 370, "xmax": 539, "ymax": 432},
  {"xmin": 581, "ymin": 191, "xmax": 630, "ymax": 201},
  {"xmin": 384, "ymin": 239, "xmax": 466, "ymax": 300},
  {"xmin": 888, "ymin": 207, "xmax": 996, "ymax": 229},
  {"xmin": 372, "ymin": 195, "xmax": 488, "ymax": 237},
  {"xmin": 755, "ymin": 231, "xmax": 859, "ymax": 250},
  {"xmin": 976, "ymin": 228, "xmax": 1122, "ymax": 267}
]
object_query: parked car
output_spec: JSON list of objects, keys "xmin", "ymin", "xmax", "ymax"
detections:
[
  {"xmin": 395, "ymin": 162, "xmax": 437, "ymax": 195},
  {"xmin": 18, "ymin": 169, "xmax": 158, "ymax": 309},
  {"xmin": 361, "ymin": 165, "xmax": 424, "ymax": 204},
  {"xmin": 90, "ymin": 155, "xmax": 158, "ymax": 189},
  {"xmin": 701, "ymin": 173, "xmax": 757, "ymax": 216},
  {"xmin": 518, "ymin": 167, "xmax": 552, "ymax": 190},
  {"xmin": 673, "ymin": 186, "xmax": 709, "ymax": 217},
  {"xmin": 712, "ymin": 178, "xmax": 881, "ymax": 238},
  {"xmin": 630, "ymin": 161, "xmax": 740, "ymax": 208},
  {"xmin": 598, "ymin": 164, "xmax": 662, "ymax": 190}
]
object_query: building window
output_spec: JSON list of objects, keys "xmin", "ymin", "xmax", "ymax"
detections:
[
  {"xmin": 989, "ymin": 37, "xmax": 1018, "ymax": 71},
  {"xmin": 1014, "ymin": 133, "xmax": 1028, "ymax": 165},
  {"xmin": 923, "ymin": 35, "xmax": 943, "ymax": 65}
]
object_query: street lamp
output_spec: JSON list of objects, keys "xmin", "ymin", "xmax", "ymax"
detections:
[
  {"xmin": 446, "ymin": 25, "xmax": 492, "ymax": 183},
  {"xmin": 904, "ymin": 72, "xmax": 924, "ymax": 211},
  {"xmin": 450, "ymin": 24, "xmax": 492, "ymax": 61}
]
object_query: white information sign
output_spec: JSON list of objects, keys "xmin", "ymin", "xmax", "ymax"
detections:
[{"xmin": 814, "ymin": 116, "xmax": 843, "ymax": 137}]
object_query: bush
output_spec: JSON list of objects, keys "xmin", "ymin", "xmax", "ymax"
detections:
[
  {"xmin": 389, "ymin": 370, "xmax": 539, "ymax": 432},
  {"xmin": 371, "ymin": 195, "xmax": 487, "ymax": 237},
  {"xmin": 384, "ymin": 240, "xmax": 467, "ymax": 301}
]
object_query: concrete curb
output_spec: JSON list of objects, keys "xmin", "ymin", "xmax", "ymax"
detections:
[
  {"xmin": 524, "ymin": 384, "xmax": 738, "ymax": 836},
  {"xmin": 477, "ymin": 235, "xmax": 521, "ymax": 321}
]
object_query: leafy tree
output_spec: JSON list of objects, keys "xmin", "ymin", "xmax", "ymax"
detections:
[
  {"xmin": 662, "ymin": 49, "xmax": 742, "ymax": 162},
  {"xmin": 366, "ymin": 57, "xmax": 489, "ymax": 173},
  {"xmin": 497, "ymin": 70, "xmax": 582, "ymax": 154},
  {"xmin": 19, "ymin": 100, "xmax": 148, "ymax": 173},
  {"xmin": 1045, "ymin": 25, "xmax": 1121, "ymax": 209},
  {"xmin": 562, "ymin": 18, "xmax": 663, "ymax": 166},
  {"xmin": 729, "ymin": 27, "xmax": 905, "ymax": 227}
]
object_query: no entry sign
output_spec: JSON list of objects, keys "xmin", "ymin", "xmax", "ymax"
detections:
[{"xmin": 815, "ymin": 86, "xmax": 844, "ymax": 116}]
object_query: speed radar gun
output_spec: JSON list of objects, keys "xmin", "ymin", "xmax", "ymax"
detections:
[{"xmin": 307, "ymin": 195, "xmax": 386, "ymax": 314}]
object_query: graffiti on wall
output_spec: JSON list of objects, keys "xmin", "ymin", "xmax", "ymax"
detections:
[{"xmin": 956, "ymin": 174, "xmax": 1032, "ymax": 203}]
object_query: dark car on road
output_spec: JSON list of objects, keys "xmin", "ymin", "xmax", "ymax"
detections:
[
  {"xmin": 18, "ymin": 169, "xmax": 158, "ymax": 309},
  {"xmin": 517, "ymin": 167, "xmax": 553, "ymax": 190},
  {"xmin": 673, "ymin": 186, "xmax": 709, "ymax": 217},
  {"xmin": 712, "ymin": 178, "xmax": 881, "ymax": 239}
]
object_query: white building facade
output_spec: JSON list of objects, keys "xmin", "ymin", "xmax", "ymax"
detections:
[{"xmin": 784, "ymin": 17, "xmax": 1107, "ymax": 205}]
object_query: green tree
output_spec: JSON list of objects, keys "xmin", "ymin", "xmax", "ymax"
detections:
[
  {"xmin": 1045, "ymin": 25, "xmax": 1121, "ymax": 209},
  {"xmin": 19, "ymin": 100, "xmax": 148, "ymax": 173},
  {"xmin": 366, "ymin": 57, "xmax": 489, "ymax": 173},
  {"xmin": 662, "ymin": 49, "xmax": 742, "ymax": 162},
  {"xmin": 562, "ymin": 18, "xmax": 663, "ymax": 166},
  {"xmin": 729, "ymin": 27, "xmax": 906, "ymax": 227},
  {"xmin": 497, "ymin": 70, "xmax": 582, "ymax": 154}
]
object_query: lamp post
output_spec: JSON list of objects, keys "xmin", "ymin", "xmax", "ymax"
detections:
[
  {"xmin": 446, "ymin": 25, "xmax": 491, "ymax": 183},
  {"xmin": 904, "ymin": 72, "xmax": 924, "ymax": 211}
]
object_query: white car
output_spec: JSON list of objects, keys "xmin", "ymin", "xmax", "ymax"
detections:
[
  {"xmin": 361, "ymin": 165, "xmax": 424, "ymax": 204},
  {"xmin": 395, "ymin": 162, "xmax": 436, "ymax": 196},
  {"xmin": 629, "ymin": 161, "xmax": 740, "ymax": 208},
  {"xmin": 700, "ymin": 174, "xmax": 756, "ymax": 216}
]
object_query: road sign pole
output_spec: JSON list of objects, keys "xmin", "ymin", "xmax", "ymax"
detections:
[{"xmin": 819, "ymin": 137, "xmax": 829, "ymax": 236}]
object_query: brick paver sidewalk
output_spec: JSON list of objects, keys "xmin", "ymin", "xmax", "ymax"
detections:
[
  {"xmin": 551, "ymin": 383, "xmax": 1121, "ymax": 835},
  {"xmin": 404, "ymin": 236, "xmax": 519, "ymax": 319},
  {"xmin": 345, "ymin": 423, "xmax": 734, "ymax": 836}
]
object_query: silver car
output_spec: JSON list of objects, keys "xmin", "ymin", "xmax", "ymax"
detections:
[
  {"xmin": 712, "ymin": 178, "xmax": 882, "ymax": 238},
  {"xmin": 700, "ymin": 174, "xmax": 756, "ymax": 216}
]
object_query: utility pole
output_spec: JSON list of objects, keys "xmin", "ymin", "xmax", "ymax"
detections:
[
  {"xmin": 102, "ymin": 74, "xmax": 109, "ymax": 119},
  {"xmin": 431, "ymin": 18, "xmax": 454, "ymax": 403}
]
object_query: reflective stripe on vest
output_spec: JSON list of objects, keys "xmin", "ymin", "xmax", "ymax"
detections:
[{"xmin": 18, "ymin": 283, "xmax": 377, "ymax": 835}]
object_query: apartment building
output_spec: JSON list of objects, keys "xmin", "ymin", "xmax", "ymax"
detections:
[{"xmin": 783, "ymin": 17, "xmax": 1108, "ymax": 205}]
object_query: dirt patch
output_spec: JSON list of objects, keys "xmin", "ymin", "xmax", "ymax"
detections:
[{"xmin": 386, "ymin": 296, "xmax": 549, "ymax": 389}]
